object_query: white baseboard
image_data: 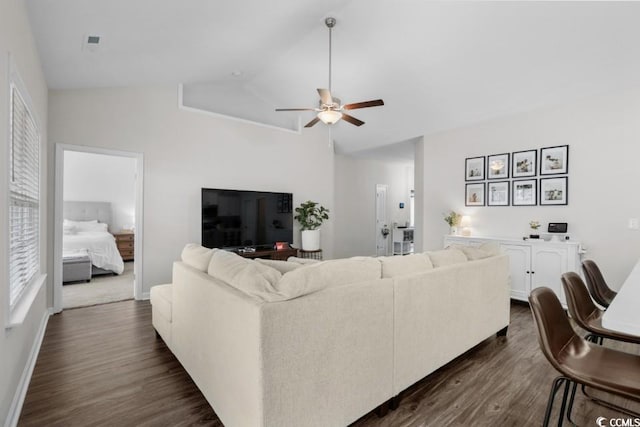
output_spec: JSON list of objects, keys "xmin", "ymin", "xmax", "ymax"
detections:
[
  {"xmin": 4, "ymin": 308, "xmax": 51, "ymax": 427},
  {"xmin": 141, "ymin": 292, "xmax": 150, "ymax": 300}
]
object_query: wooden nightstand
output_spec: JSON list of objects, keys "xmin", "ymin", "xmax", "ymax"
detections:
[{"xmin": 114, "ymin": 231, "xmax": 135, "ymax": 261}]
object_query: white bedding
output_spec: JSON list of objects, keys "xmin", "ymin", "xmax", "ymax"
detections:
[{"xmin": 63, "ymin": 231, "xmax": 124, "ymax": 274}]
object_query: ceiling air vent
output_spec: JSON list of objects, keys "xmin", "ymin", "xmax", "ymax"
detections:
[{"xmin": 82, "ymin": 34, "xmax": 102, "ymax": 52}]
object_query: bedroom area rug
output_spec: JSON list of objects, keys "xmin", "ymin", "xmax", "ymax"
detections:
[{"xmin": 63, "ymin": 262, "xmax": 134, "ymax": 309}]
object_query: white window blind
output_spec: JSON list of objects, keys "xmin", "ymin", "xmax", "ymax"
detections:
[{"xmin": 9, "ymin": 84, "xmax": 40, "ymax": 308}]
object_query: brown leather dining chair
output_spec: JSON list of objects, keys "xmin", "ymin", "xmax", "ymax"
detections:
[
  {"xmin": 561, "ymin": 272, "xmax": 640, "ymax": 345},
  {"xmin": 582, "ymin": 259, "xmax": 617, "ymax": 308},
  {"xmin": 529, "ymin": 287, "xmax": 640, "ymax": 426}
]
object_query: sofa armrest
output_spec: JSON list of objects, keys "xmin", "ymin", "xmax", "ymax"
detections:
[
  {"xmin": 260, "ymin": 279, "xmax": 395, "ymax": 427},
  {"xmin": 171, "ymin": 261, "xmax": 264, "ymax": 427}
]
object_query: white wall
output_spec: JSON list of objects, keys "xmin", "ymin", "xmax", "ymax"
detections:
[
  {"xmin": 421, "ymin": 87, "xmax": 640, "ymax": 289},
  {"xmin": 63, "ymin": 151, "xmax": 137, "ymax": 232},
  {"xmin": 334, "ymin": 155, "xmax": 414, "ymax": 258},
  {"xmin": 48, "ymin": 86, "xmax": 334, "ymax": 298},
  {"xmin": 0, "ymin": 0, "xmax": 49, "ymax": 423}
]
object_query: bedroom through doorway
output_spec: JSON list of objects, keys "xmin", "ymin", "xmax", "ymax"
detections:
[{"xmin": 53, "ymin": 145, "xmax": 144, "ymax": 311}]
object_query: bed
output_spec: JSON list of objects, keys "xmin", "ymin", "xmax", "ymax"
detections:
[{"xmin": 63, "ymin": 201, "xmax": 124, "ymax": 282}]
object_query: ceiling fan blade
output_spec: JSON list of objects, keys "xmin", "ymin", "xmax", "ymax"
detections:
[
  {"xmin": 304, "ymin": 117, "xmax": 320, "ymax": 128},
  {"xmin": 317, "ymin": 88, "xmax": 333, "ymax": 105},
  {"xmin": 275, "ymin": 108, "xmax": 315, "ymax": 112},
  {"xmin": 341, "ymin": 113, "xmax": 365, "ymax": 127},
  {"xmin": 343, "ymin": 99, "xmax": 385, "ymax": 110}
]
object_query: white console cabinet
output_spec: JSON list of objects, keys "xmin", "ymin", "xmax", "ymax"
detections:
[{"xmin": 443, "ymin": 235, "xmax": 584, "ymax": 307}]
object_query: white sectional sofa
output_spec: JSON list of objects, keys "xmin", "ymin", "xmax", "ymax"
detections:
[{"xmin": 151, "ymin": 244, "xmax": 510, "ymax": 427}]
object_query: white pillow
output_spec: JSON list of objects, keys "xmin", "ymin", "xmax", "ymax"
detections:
[
  {"xmin": 207, "ymin": 250, "xmax": 284, "ymax": 302},
  {"xmin": 275, "ymin": 257, "xmax": 382, "ymax": 300},
  {"xmin": 426, "ymin": 248, "xmax": 468, "ymax": 268},
  {"xmin": 64, "ymin": 219, "xmax": 107, "ymax": 232},
  {"xmin": 63, "ymin": 224, "xmax": 77, "ymax": 235},
  {"xmin": 378, "ymin": 254, "xmax": 434, "ymax": 278},
  {"xmin": 181, "ymin": 244, "xmax": 216, "ymax": 272}
]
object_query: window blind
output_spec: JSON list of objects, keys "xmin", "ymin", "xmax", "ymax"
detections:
[{"xmin": 9, "ymin": 84, "xmax": 40, "ymax": 308}]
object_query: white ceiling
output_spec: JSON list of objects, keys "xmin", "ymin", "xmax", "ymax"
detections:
[{"xmin": 26, "ymin": 1, "xmax": 640, "ymax": 154}]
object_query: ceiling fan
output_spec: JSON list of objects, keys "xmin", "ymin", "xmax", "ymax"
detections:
[{"xmin": 275, "ymin": 17, "xmax": 384, "ymax": 128}]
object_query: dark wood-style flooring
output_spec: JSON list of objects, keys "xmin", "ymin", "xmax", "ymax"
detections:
[{"xmin": 19, "ymin": 300, "xmax": 639, "ymax": 426}]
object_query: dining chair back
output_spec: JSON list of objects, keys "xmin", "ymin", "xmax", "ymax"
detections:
[{"xmin": 582, "ymin": 259, "xmax": 617, "ymax": 308}]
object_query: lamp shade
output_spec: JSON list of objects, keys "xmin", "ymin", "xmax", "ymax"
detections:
[
  {"xmin": 460, "ymin": 215, "xmax": 471, "ymax": 227},
  {"xmin": 317, "ymin": 110, "xmax": 342, "ymax": 125}
]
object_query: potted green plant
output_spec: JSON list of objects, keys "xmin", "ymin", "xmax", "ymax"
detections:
[
  {"xmin": 294, "ymin": 200, "xmax": 329, "ymax": 250},
  {"xmin": 443, "ymin": 211, "xmax": 461, "ymax": 235}
]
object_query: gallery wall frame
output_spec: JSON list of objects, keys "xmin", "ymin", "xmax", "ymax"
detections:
[
  {"xmin": 487, "ymin": 153, "xmax": 509, "ymax": 180},
  {"xmin": 487, "ymin": 181, "xmax": 510, "ymax": 206},
  {"xmin": 465, "ymin": 156, "xmax": 485, "ymax": 181},
  {"xmin": 540, "ymin": 176, "xmax": 568, "ymax": 205},
  {"xmin": 512, "ymin": 149, "xmax": 537, "ymax": 178},
  {"xmin": 512, "ymin": 179, "xmax": 537, "ymax": 206},
  {"xmin": 465, "ymin": 182, "xmax": 485, "ymax": 206},
  {"xmin": 540, "ymin": 145, "xmax": 569, "ymax": 175}
]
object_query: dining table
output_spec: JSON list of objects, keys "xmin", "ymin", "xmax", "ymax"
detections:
[{"xmin": 602, "ymin": 258, "xmax": 640, "ymax": 336}]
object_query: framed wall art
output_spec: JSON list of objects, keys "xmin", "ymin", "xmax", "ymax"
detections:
[
  {"xmin": 465, "ymin": 183, "xmax": 485, "ymax": 206},
  {"xmin": 487, "ymin": 181, "xmax": 510, "ymax": 206},
  {"xmin": 487, "ymin": 153, "xmax": 509, "ymax": 180},
  {"xmin": 540, "ymin": 177, "xmax": 568, "ymax": 205},
  {"xmin": 540, "ymin": 145, "xmax": 569, "ymax": 175},
  {"xmin": 465, "ymin": 156, "xmax": 485, "ymax": 181},
  {"xmin": 512, "ymin": 179, "xmax": 537, "ymax": 206},
  {"xmin": 512, "ymin": 149, "xmax": 537, "ymax": 178}
]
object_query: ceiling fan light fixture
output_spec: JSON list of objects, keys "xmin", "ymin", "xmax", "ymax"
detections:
[{"xmin": 317, "ymin": 110, "xmax": 342, "ymax": 125}]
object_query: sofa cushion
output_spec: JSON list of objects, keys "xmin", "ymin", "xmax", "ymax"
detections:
[
  {"xmin": 182, "ymin": 244, "xmax": 216, "ymax": 272},
  {"xmin": 276, "ymin": 257, "xmax": 382, "ymax": 300},
  {"xmin": 379, "ymin": 254, "xmax": 434, "ymax": 278},
  {"xmin": 207, "ymin": 250, "xmax": 284, "ymax": 302},
  {"xmin": 150, "ymin": 283, "xmax": 173, "ymax": 322},
  {"xmin": 255, "ymin": 258, "xmax": 302, "ymax": 274},
  {"xmin": 426, "ymin": 248, "xmax": 467, "ymax": 268}
]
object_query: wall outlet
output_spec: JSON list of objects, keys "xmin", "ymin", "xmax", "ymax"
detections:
[{"xmin": 629, "ymin": 218, "xmax": 639, "ymax": 230}]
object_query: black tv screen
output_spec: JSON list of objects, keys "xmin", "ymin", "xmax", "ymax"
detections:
[{"xmin": 202, "ymin": 188, "xmax": 293, "ymax": 249}]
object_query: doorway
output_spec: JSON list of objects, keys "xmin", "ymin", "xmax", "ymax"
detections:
[
  {"xmin": 375, "ymin": 184, "xmax": 389, "ymax": 256},
  {"xmin": 53, "ymin": 144, "xmax": 144, "ymax": 313}
]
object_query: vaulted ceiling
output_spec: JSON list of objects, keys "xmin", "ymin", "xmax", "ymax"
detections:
[{"xmin": 26, "ymin": 1, "xmax": 640, "ymax": 153}]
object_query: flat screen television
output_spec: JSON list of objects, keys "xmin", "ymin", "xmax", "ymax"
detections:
[{"xmin": 202, "ymin": 188, "xmax": 293, "ymax": 249}]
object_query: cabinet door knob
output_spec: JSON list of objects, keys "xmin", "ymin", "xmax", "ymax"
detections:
[
  {"xmin": 531, "ymin": 271, "xmax": 535, "ymax": 274},
  {"xmin": 526, "ymin": 271, "xmax": 530, "ymax": 274}
]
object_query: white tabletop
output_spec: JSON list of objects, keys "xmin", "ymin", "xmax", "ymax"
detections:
[{"xmin": 602, "ymin": 259, "xmax": 640, "ymax": 336}]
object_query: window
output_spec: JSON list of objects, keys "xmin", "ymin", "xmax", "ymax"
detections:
[{"xmin": 8, "ymin": 82, "xmax": 40, "ymax": 309}]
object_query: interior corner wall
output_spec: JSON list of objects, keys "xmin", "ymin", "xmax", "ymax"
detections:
[
  {"xmin": 334, "ymin": 154, "xmax": 414, "ymax": 258},
  {"xmin": 421, "ymin": 87, "xmax": 640, "ymax": 289},
  {"xmin": 63, "ymin": 151, "xmax": 137, "ymax": 232},
  {"xmin": 0, "ymin": 0, "xmax": 49, "ymax": 423},
  {"xmin": 48, "ymin": 86, "xmax": 335, "ymax": 296}
]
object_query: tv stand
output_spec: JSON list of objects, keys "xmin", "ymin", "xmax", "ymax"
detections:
[{"xmin": 235, "ymin": 247, "xmax": 297, "ymax": 261}]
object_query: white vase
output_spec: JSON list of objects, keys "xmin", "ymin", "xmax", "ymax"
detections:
[{"xmin": 301, "ymin": 229, "xmax": 321, "ymax": 251}]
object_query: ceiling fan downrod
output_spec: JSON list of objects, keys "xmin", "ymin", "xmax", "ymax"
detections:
[{"xmin": 325, "ymin": 17, "xmax": 336, "ymax": 93}]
